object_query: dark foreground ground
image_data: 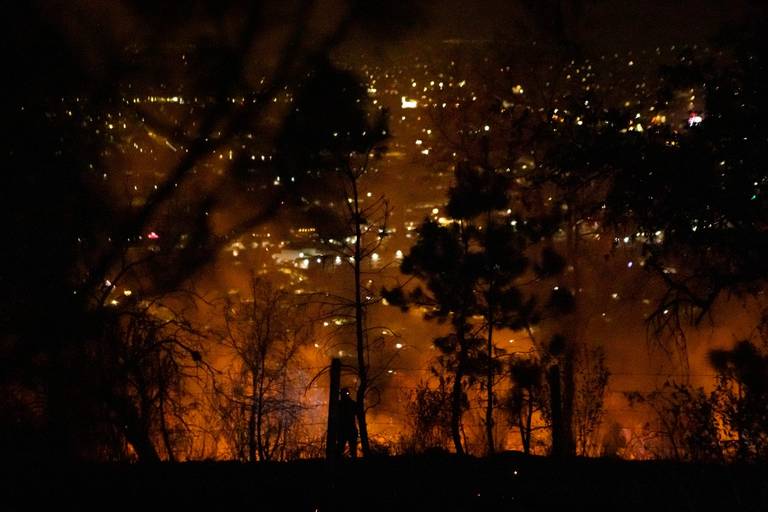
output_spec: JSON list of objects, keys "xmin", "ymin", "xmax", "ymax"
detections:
[{"xmin": 3, "ymin": 453, "xmax": 767, "ymax": 511}]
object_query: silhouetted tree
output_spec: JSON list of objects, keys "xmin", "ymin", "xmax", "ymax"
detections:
[
  {"xmin": 447, "ymin": 163, "xmax": 540, "ymax": 455},
  {"xmin": 1, "ymin": 1, "xmax": 414, "ymax": 460},
  {"xmin": 511, "ymin": 26, "xmax": 768, "ymax": 456},
  {"xmin": 573, "ymin": 345, "xmax": 609, "ymax": 456},
  {"xmin": 216, "ymin": 276, "xmax": 309, "ymax": 462},
  {"xmin": 384, "ymin": 216, "xmax": 480, "ymax": 455},
  {"xmin": 277, "ymin": 61, "xmax": 391, "ymax": 457},
  {"xmin": 538, "ymin": 23, "xmax": 768, "ymax": 351},
  {"xmin": 709, "ymin": 340, "xmax": 768, "ymax": 461},
  {"xmin": 403, "ymin": 376, "xmax": 454, "ymax": 453},
  {"xmin": 423, "ymin": 45, "xmax": 588, "ymax": 456},
  {"xmin": 505, "ymin": 355, "xmax": 548, "ymax": 455},
  {"xmin": 386, "ymin": 164, "xmax": 566, "ymax": 454},
  {"xmin": 627, "ymin": 382, "xmax": 722, "ymax": 462},
  {"xmin": 79, "ymin": 295, "xmax": 206, "ymax": 462}
]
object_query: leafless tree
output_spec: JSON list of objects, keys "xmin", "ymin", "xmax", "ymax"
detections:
[
  {"xmin": 403, "ymin": 374, "xmax": 455, "ymax": 453},
  {"xmin": 215, "ymin": 275, "xmax": 310, "ymax": 461},
  {"xmin": 281, "ymin": 68, "xmax": 396, "ymax": 457},
  {"xmin": 626, "ymin": 382, "xmax": 722, "ymax": 462},
  {"xmin": 91, "ymin": 296, "xmax": 208, "ymax": 462},
  {"xmin": 573, "ymin": 344, "xmax": 609, "ymax": 456},
  {"xmin": 314, "ymin": 154, "xmax": 394, "ymax": 457}
]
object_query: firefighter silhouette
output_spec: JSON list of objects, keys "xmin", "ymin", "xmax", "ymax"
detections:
[{"xmin": 337, "ymin": 387, "xmax": 358, "ymax": 459}]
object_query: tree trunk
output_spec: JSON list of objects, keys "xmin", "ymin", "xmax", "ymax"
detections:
[
  {"xmin": 248, "ymin": 369, "xmax": 257, "ymax": 463},
  {"xmin": 525, "ymin": 391, "xmax": 534, "ymax": 455},
  {"xmin": 518, "ymin": 390, "xmax": 534, "ymax": 455},
  {"xmin": 158, "ymin": 391, "xmax": 176, "ymax": 462},
  {"xmin": 351, "ymin": 177, "xmax": 371, "ymax": 457},
  {"xmin": 451, "ymin": 322, "xmax": 468, "ymax": 456},
  {"xmin": 120, "ymin": 401, "xmax": 160, "ymax": 463},
  {"xmin": 326, "ymin": 358, "xmax": 341, "ymax": 463},
  {"xmin": 484, "ymin": 209, "xmax": 496, "ymax": 456},
  {"xmin": 562, "ymin": 345, "xmax": 576, "ymax": 456},
  {"xmin": 125, "ymin": 428, "xmax": 160, "ymax": 463},
  {"xmin": 558, "ymin": 210, "xmax": 579, "ymax": 457},
  {"xmin": 256, "ymin": 358, "xmax": 267, "ymax": 461},
  {"xmin": 548, "ymin": 364, "xmax": 565, "ymax": 457},
  {"xmin": 485, "ymin": 318, "xmax": 495, "ymax": 455},
  {"xmin": 450, "ymin": 363, "xmax": 465, "ymax": 456}
]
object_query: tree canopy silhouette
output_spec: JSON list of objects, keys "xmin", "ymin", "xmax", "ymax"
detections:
[{"xmin": 0, "ymin": 0, "xmax": 415, "ymax": 462}]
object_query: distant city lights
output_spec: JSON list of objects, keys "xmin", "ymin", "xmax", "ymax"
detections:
[
  {"xmin": 401, "ymin": 96, "xmax": 418, "ymax": 109},
  {"xmin": 688, "ymin": 112, "xmax": 703, "ymax": 126}
]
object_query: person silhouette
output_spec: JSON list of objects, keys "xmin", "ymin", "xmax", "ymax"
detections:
[{"xmin": 337, "ymin": 387, "xmax": 358, "ymax": 459}]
